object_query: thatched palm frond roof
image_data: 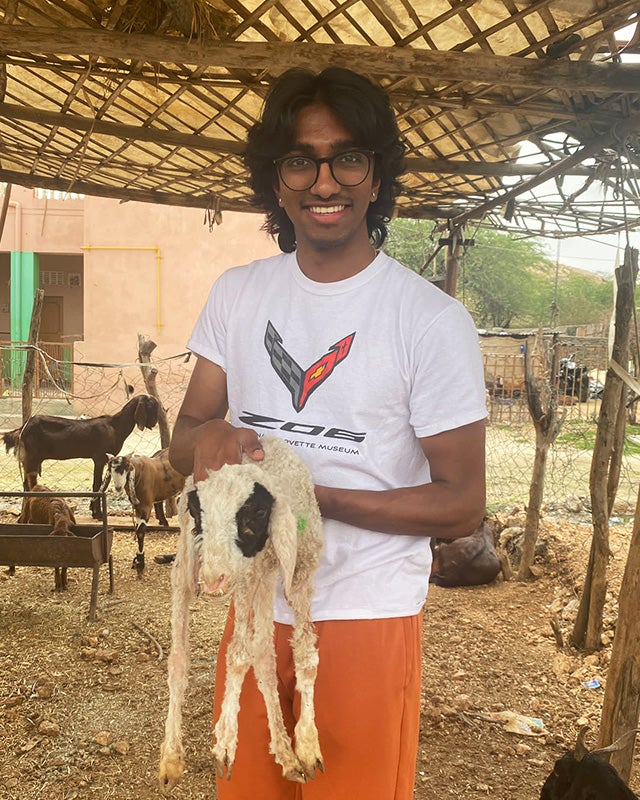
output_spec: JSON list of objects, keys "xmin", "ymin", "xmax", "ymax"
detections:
[{"xmin": 0, "ymin": 0, "xmax": 639, "ymax": 238}]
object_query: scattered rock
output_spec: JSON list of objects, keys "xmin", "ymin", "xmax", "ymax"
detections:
[
  {"xmin": 94, "ymin": 731, "xmax": 113, "ymax": 747},
  {"xmin": 37, "ymin": 720, "xmax": 60, "ymax": 736}
]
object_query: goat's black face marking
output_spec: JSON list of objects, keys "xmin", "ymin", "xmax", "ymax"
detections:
[
  {"xmin": 187, "ymin": 490, "xmax": 203, "ymax": 538},
  {"xmin": 235, "ymin": 483, "xmax": 274, "ymax": 557}
]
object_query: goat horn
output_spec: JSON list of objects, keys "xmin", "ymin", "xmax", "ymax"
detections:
[
  {"xmin": 591, "ymin": 728, "xmax": 640, "ymax": 756},
  {"xmin": 574, "ymin": 725, "xmax": 590, "ymax": 760}
]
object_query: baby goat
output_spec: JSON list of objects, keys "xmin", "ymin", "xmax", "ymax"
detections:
[
  {"xmin": 3, "ymin": 394, "xmax": 159, "ymax": 519},
  {"xmin": 18, "ymin": 481, "xmax": 77, "ymax": 590},
  {"xmin": 103, "ymin": 448, "xmax": 185, "ymax": 574},
  {"xmin": 159, "ymin": 436, "xmax": 324, "ymax": 791}
]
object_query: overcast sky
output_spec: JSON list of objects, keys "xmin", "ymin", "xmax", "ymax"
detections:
[
  {"xmin": 537, "ymin": 231, "xmax": 640, "ymax": 277},
  {"xmin": 531, "ymin": 21, "xmax": 640, "ymax": 279}
]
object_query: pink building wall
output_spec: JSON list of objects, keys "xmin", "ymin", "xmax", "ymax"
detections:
[{"xmin": 0, "ymin": 186, "xmax": 278, "ymax": 361}]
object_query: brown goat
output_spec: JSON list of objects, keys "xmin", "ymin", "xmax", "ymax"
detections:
[
  {"xmin": 102, "ymin": 448, "xmax": 185, "ymax": 574},
  {"xmin": 18, "ymin": 481, "xmax": 77, "ymax": 591},
  {"xmin": 3, "ymin": 395, "xmax": 159, "ymax": 519}
]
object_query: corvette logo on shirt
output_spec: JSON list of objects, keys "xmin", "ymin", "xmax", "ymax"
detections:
[{"xmin": 264, "ymin": 320, "xmax": 355, "ymax": 412}]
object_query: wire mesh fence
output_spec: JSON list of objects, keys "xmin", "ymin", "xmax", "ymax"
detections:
[
  {"xmin": 0, "ymin": 344, "xmax": 193, "ymax": 516},
  {"xmin": 0, "ymin": 341, "xmax": 637, "ymax": 519},
  {"xmin": 483, "ymin": 335, "xmax": 640, "ymax": 516}
]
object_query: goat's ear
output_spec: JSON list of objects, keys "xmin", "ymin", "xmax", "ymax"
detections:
[
  {"xmin": 134, "ymin": 396, "xmax": 159, "ymax": 431},
  {"xmin": 99, "ymin": 470, "xmax": 111, "ymax": 492},
  {"xmin": 269, "ymin": 498, "xmax": 298, "ymax": 598},
  {"xmin": 126, "ymin": 467, "xmax": 138, "ymax": 506},
  {"xmin": 187, "ymin": 489, "xmax": 202, "ymax": 537}
]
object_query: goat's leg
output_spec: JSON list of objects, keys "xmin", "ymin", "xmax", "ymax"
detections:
[
  {"xmin": 159, "ymin": 537, "xmax": 197, "ymax": 791},
  {"xmin": 250, "ymin": 579, "xmax": 305, "ymax": 783},
  {"xmin": 132, "ymin": 517, "xmax": 147, "ymax": 575},
  {"xmin": 212, "ymin": 591, "xmax": 254, "ymax": 780},
  {"xmin": 288, "ymin": 578, "xmax": 323, "ymax": 779},
  {"xmin": 90, "ymin": 459, "xmax": 106, "ymax": 519},
  {"xmin": 154, "ymin": 501, "xmax": 169, "ymax": 527}
]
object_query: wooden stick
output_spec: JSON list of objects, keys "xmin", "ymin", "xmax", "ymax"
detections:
[{"xmin": 132, "ymin": 622, "xmax": 164, "ymax": 660}]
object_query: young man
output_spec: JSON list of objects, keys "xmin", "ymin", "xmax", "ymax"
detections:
[{"xmin": 169, "ymin": 67, "xmax": 487, "ymax": 800}]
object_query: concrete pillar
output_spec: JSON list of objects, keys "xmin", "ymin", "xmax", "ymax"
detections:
[{"xmin": 9, "ymin": 251, "xmax": 39, "ymax": 386}]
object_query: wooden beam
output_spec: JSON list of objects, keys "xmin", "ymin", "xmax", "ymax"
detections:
[
  {"xmin": 0, "ymin": 101, "xmax": 246, "ymax": 155},
  {"xmin": 3, "ymin": 103, "xmax": 638, "ymax": 179},
  {"xmin": 407, "ymin": 157, "xmax": 640, "ymax": 179},
  {"xmin": 448, "ymin": 110, "xmax": 640, "ymax": 227},
  {"xmin": 0, "ymin": 55, "xmax": 621, "ymax": 126},
  {"xmin": 0, "ymin": 167, "xmax": 250, "ymax": 212},
  {"xmin": 2, "ymin": 26, "xmax": 640, "ymax": 94}
]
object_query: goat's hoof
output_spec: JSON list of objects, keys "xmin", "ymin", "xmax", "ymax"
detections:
[
  {"xmin": 299, "ymin": 757, "xmax": 324, "ymax": 780},
  {"xmin": 283, "ymin": 765, "xmax": 307, "ymax": 784},
  {"xmin": 132, "ymin": 554, "xmax": 145, "ymax": 575},
  {"xmin": 213, "ymin": 756, "xmax": 234, "ymax": 781},
  {"xmin": 158, "ymin": 755, "xmax": 184, "ymax": 793},
  {"xmin": 295, "ymin": 740, "xmax": 324, "ymax": 779}
]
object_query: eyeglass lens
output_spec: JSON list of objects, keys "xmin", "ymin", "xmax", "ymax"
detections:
[{"xmin": 277, "ymin": 150, "xmax": 372, "ymax": 191}]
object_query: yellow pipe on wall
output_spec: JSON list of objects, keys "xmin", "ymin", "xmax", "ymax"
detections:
[{"xmin": 81, "ymin": 245, "xmax": 163, "ymax": 332}]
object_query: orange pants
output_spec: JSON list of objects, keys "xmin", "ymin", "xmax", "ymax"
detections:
[{"xmin": 213, "ymin": 611, "xmax": 422, "ymax": 800}]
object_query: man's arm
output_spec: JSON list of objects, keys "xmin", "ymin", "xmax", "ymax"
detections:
[
  {"xmin": 169, "ymin": 356, "xmax": 263, "ymax": 480},
  {"xmin": 314, "ymin": 419, "xmax": 486, "ymax": 540}
]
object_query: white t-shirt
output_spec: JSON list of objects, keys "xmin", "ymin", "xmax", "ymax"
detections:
[{"xmin": 188, "ymin": 251, "xmax": 487, "ymax": 623}]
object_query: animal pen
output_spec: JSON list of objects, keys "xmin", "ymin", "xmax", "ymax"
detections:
[
  {"xmin": 0, "ymin": 336, "xmax": 637, "ymax": 512},
  {"xmin": 0, "ymin": 1, "xmax": 640, "ymax": 797}
]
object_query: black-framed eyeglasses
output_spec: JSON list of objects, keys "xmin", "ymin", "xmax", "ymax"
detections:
[{"xmin": 273, "ymin": 149, "xmax": 375, "ymax": 192}]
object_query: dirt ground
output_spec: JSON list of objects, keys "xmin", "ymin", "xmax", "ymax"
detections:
[{"xmin": 1, "ymin": 506, "xmax": 638, "ymax": 800}]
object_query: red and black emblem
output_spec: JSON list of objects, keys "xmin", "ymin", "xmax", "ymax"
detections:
[{"xmin": 264, "ymin": 321, "xmax": 355, "ymax": 412}]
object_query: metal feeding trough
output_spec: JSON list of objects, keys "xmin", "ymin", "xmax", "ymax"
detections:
[{"xmin": 0, "ymin": 491, "xmax": 114, "ymax": 620}]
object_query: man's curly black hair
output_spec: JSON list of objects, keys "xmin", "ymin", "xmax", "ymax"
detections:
[{"xmin": 244, "ymin": 67, "xmax": 406, "ymax": 253}]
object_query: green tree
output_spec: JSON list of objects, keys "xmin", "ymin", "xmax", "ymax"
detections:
[
  {"xmin": 460, "ymin": 229, "xmax": 552, "ymax": 328},
  {"xmin": 383, "ymin": 218, "xmax": 443, "ymax": 275},
  {"xmin": 554, "ymin": 273, "xmax": 613, "ymax": 325},
  {"xmin": 384, "ymin": 221, "xmax": 613, "ymax": 329}
]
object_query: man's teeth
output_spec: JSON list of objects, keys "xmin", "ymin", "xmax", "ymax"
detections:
[{"xmin": 309, "ymin": 205, "xmax": 345, "ymax": 214}]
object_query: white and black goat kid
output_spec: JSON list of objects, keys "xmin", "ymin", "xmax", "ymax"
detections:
[{"xmin": 159, "ymin": 436, "xmax": 324, "ymax": 791}]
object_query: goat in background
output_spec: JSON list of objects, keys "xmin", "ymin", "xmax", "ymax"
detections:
[
  {"xmin": 3, "ymin": 394, "xmax": 159, "ymax": 518},
  {"xmin": 18, "ymin": 476, "xmax": 77, "ymax": 590},
  {"xmin": 102, "ymin": 448, "xmax": 185, "ymax": 574},
  {"xmin": 541, "ymin": 726, "xmax": 640, "ymax": 799}
]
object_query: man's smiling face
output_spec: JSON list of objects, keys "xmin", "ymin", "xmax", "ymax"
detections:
[{"xmin": 275, "ymin": 102, "xmax": 380, "ymax": 265}]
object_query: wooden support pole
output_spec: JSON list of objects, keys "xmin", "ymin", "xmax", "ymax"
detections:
[
  {"xmin": 444, "ymin": 226, "xmax": 463, "ymax": 298},
  {"xmin": 597, "ymin": 482, "xmax": 640, "ymax": 782},
  {"xmin": 22, "ymin": 289, "xmax": 44, "ymax": 424},
  {"xmin": 137, "ymin": 334, "xmax": 177, "ymax": 517}
]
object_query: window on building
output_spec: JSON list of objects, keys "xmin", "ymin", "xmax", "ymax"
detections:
[{"xmin": 41, "ymin": 270, "xmax": 65, "ymax": 287}]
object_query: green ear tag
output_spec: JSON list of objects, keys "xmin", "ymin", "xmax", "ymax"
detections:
[{"xmin": 297, "ymin": 515, "xmax": 308, "ymax": 536}]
